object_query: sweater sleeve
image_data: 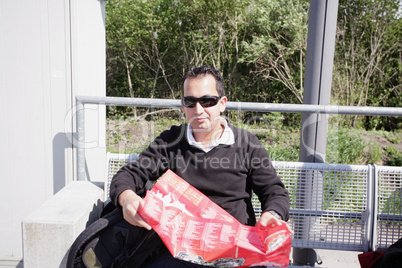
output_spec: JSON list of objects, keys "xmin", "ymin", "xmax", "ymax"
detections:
[
  {"xmin": 246, "ymin": 134, "xmax": 290, "ymax": 221},
  {"xmin": 109, "ymin": 125, "xmax": 185, "ymax": 207}
]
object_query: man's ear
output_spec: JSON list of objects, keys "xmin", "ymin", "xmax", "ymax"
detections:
[{"xmin": 219, "ymin": 96, "xmax": 228, "ymax": 113}]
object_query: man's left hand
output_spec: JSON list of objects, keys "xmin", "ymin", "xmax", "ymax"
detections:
[{"xmin": 256, "ymin": 211, "xmax": 283, "ymax": 229}]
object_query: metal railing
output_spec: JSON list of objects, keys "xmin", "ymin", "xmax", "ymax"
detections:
[{"xmin": 75, "ymin": 96, "xmax": 402, "ymax": 182}]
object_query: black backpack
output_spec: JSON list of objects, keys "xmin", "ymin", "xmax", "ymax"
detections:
[
  {"xmin": 371, "ymin": 237, "xmax": 402, "ymax": 268},
  {"xmin": 67, "ymin": 194, "xmax": 165, "ymax": 268}
]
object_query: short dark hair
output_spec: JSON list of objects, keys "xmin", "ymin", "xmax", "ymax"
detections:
[{"xmin": 182, "ymin": 66, "xmax": 225, "ymax": 96}]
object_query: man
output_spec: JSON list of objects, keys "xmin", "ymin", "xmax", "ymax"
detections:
[{"xmin": 110, "ymin": 66, "xmax": 290, "ymax": 267}]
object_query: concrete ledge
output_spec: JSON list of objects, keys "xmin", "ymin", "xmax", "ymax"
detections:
[
  {"xmin": 0, "ymin": 257, "xmax": 23, "ymax": 267},
  {"xmin": 22, "ymin": 181, "xmax": 104, "ymax": 268}
]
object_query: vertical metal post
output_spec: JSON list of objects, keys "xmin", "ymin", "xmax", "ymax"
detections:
[
  {"xmin": 367, "ymin": 164, "xmax": 375, "ymax": 252},
  {"xmin": 299, "ymin": 0, "xmax": 338, "ymax": 163},
  {"xmin": 293, "ymin": 0, "xmax": 338, "ymax": 266},
  {"xmin": 76, "ymin": 98, "xmax": 86, "ymax": 181}
]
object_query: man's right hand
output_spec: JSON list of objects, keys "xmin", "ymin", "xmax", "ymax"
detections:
[{"xmin": 118, "ymin": 189, "xmax": 152, "ymax": 230}]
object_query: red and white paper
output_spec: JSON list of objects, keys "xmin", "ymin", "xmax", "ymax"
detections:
[{"xmin": 138, "ymin": 169, "xmax": 291, "ymax": 267}]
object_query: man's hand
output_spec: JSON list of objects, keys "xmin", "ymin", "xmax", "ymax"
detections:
[
  {"xmin": 256, "ymin": 211, "xmax": 284, "ymax": 229},
  {"xmin": 257, "ymin": 211, "xmax": 293, "ymax": 234},
  {"xmin": 118, "ymin": 189, "xmax": 152, "ymax": 230}
]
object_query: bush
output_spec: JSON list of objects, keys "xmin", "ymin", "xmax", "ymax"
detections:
[
  {"xmin": 265, "ymin": 144, "xmax": 299, "ymax": 162},
  {"xmin": 365, "ymin": 141, "xmax": 382, "ymax": 164},
  {"xmin": 384, "ymin": 146, "xmax": 402, "ymax": 166},
  {"xmin": 326, "ymin": 128, "xmax": 365, "ymax": 164}
]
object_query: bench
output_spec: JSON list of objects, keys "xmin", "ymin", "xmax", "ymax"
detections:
[{"xmin": 106, "ymin": 153, "xmax": 402, "ymax": 253}]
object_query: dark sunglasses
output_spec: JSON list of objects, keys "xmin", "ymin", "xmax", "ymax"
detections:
[{"xmin": 181, "ymin": 96, "xmax": 222, "ymax": 108}]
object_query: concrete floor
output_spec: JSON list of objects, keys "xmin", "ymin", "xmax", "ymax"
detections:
[
  {"xmin": 0, "ymin": 250, "xmax": 363, "ymax": 268},
  {"xmin": 289, "ymin": 249, "xmax": 362, "ymax": 268},
  {"xmin": 314, "ymin": 249, "xmax": 361, "ymax": 268}
]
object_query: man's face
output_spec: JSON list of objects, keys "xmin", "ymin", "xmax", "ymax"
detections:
[{"xmin": 182, "ymin": 75, "xmax": 227, "ymax": 137}]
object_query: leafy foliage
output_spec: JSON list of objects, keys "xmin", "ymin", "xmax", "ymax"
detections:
[
  {"xmin": 326, "ymin": 128, "xmax": 365, "ymax": 164},
  {"xmin": 333, "ymin": 0, "xmax": 401, "ymax": 129},
  {"xmin": 384, "ymin": 146, "xmax": 402, "ymax": 166},
  {"xmin": 106, "ymin": 0, "xmax": 401, "ymax": 130}
]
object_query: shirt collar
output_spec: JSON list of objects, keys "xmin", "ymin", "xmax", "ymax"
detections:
[{"xmin": 186, "ymin": 117, "xmax": 235, "ymax": 152}]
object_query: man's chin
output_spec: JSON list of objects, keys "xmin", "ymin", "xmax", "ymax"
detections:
[{"xmin": 191, "ymin": 123, "xmax": 211, "ymax": 133}]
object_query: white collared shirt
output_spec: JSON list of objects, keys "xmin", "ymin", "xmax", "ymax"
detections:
[{"xmin": 186, "ymin": 117, "xmax": 235, "ymax": 152}]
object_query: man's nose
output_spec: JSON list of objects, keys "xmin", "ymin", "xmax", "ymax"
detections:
[{"xmin": 194, "ymin": 102, "xmax": 204, "ymax": 114}]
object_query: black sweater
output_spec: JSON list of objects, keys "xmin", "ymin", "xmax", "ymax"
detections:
[{"xmin": 110, "ymin": 123, "xmax": 289, "ymax": 226}]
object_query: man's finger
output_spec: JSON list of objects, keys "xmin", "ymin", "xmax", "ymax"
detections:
[{"xmin": 133, "ymin": 214, "xmax": 152, "ymax": 230}]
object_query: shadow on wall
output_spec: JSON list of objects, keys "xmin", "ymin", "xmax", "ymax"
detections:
[{"xmin": 53, "ymin": 132, "xmax": 90, "ymax": 194}]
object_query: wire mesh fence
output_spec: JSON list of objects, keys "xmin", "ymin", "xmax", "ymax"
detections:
[
  {"xmin": 105, "ymin": 153, "xmax": 139, "ymax": 203},
  {"xmin": 268, "ymin": 162, "xmax": 373, "ymax": 251},
  {"xmin": 373, "ymin": 165, "xmax": 402, "ymax": 251}
]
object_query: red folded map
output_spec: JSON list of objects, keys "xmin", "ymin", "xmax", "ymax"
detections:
[{"xmin": 138, "ymin": 169, "xmax": 291, "ymax": 267}]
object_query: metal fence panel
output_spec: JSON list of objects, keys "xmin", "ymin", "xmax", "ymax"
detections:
[
  {"xmin": 373, "ymin": 165, "xmax": 402, "ymax": 251},
  {"xmin": 105, "ymin": 153, "xmax": 139, "ymax": 203},
  {"xmin": 270, "ymin": 162, "xmax": 372, "ymax": 251}
]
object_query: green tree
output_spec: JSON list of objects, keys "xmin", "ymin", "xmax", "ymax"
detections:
[
  {"xmin": 333, "ymin": 0, "xmax": 401, "ymax": 128},
  {"xmin": 106, "ymin": 0, "xmax": 182, "ymax": 99},
  {"xmin": 106, "ymin": 0, "xmax": 256, "ymax": 101},
  {"xmin": 240, "ymin": 0, "xmax": 310, "ymax": 104},
  {"xmin": 169, "ymin": 0, "xmax": 254, "ymax": 101},
  {"xmin": 105, "ymin": 0, "xmax": 401, "ymax": 131}
]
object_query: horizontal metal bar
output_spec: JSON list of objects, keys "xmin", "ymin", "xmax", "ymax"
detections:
[
  {"xmin": 76, "ymin": 96, "xmax": 402, "ymax": 117},
  {"xmin": 291, "ymin": 240, "xmax": 365, "ymax": 251},
  {"xmin": 377, "ymin": 214, "xmax": 402, "ymax": 221},
  {"xmin": 77, "ymin": 96, "xmax": 181, "ymax": 109},
  {"xmin": 290, "ymin": 209, "xmax": 365, "ymax": 219},
  {"xmin": 227, "ymin": 102, "xmax": 402, "ymax": 116}
]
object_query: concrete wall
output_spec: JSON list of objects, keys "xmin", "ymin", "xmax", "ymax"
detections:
[{"xmin": 0, "ymin": 0, "xmax": 106, "ymax": 262}]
